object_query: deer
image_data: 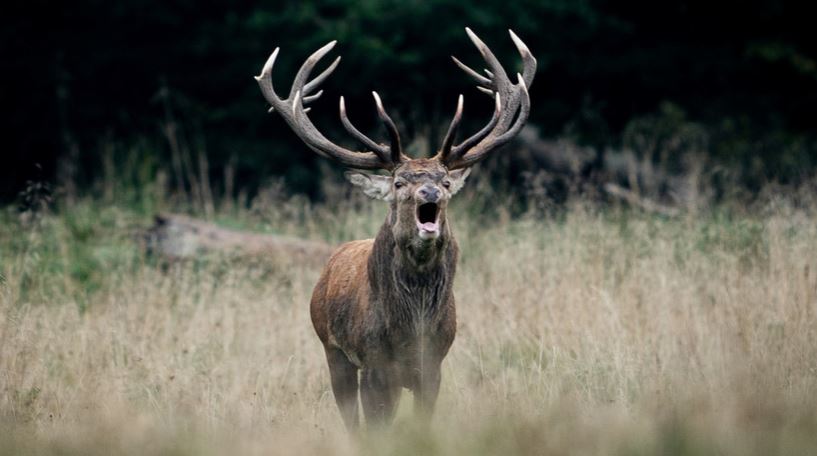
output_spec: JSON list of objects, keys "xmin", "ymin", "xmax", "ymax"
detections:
[{"xmin": 255, "ymin": 28, "xmax": 535, "ymax": 430}]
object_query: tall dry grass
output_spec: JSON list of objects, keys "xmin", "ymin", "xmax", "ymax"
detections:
[{"xmin": 1, "ymin": 190, "xmax": 817, "ymax": 455}]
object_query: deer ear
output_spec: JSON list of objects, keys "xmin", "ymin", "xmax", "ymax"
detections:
[
  {"xmin": 447, "ymin": 168, "xmax": 471, "ymax": 195},
  {"xmin": 344, "ymin": 172, "xmax": 394, "ymax": 201}
]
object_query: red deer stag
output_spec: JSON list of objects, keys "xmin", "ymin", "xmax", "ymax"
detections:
[{"xmin": 255, "ymin": 28, "xmax": 535, "ymax": 429}]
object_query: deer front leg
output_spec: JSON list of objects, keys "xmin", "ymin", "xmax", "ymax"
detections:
[
  {"xmin": 412, "ymin": 362, "xmax": 442, "ymax": 420},
  {"xmin": 360, "ymin": 367, "xmax": 400, "ymax": 426},
  {"xmin": 325, "ymin": 347, "xmax": 360, "ymax": 432}
]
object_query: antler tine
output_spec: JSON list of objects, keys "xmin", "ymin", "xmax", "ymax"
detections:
[
  {"xmin": 465, "ymin": 27, "xmax": 510, "ymax": 92},
  {"xmin": 339, "ymin": 96, "xmax": 391, "ymax": 163},
  {"xmin": 302, "ymin": 89, "xmax": 324, "ymax": 104},
  {"xmin": 303, "ymin": 56, "xmax": 341, "ymax": 96},
  {"xmin": 255, "ymin": 47, "xmax": 282, "ymax": 106},
  {"xmin": 509, "ymin": 29, "xmax": 537, "ymax": 88},
  {"xmin": 255, "ymin": 43, "xmax": 396, "ymax": 170},
  {"xmin": 372, "ymin": 92, "xmax": 404, "ymax": 164},
  {"xmin": 437, "ymin": 95, "xmax": 464, "ymax": 161},
  {"xmin": 288, "ymin": 41, "xmax": 337, "ymax": 99},
  {"xmin": 451, "ymin": 56, "xmax": 492, "ymax": 88},
  {"xmin": 449, "ymin": 92, "xmax": 501, "ymax": 160}
]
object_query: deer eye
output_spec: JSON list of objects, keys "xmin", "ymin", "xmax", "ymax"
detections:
[
  {"xmin": 442, "ymin": 180, "xmax": 451, "ymax": 189},
  {"xmin": 394, "ymin": 181, "xmax": 404, "ymax": 189}
]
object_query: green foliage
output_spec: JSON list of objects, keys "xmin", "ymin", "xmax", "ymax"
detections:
[{"xmin": 0, "ymin": 203, "xmax": 143, "ymax": 313}]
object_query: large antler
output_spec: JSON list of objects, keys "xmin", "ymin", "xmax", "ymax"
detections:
[
  {"xmin": 435, "ymin": 28, "xmax": 536, "ymax": 170},
  {"xmin": 255, "ymin": 41, "xmax": 404, "ymax": 170}
]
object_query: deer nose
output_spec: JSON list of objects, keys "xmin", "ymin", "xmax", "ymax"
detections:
[{"xmin": 417, "ymin": 185, "xmax": 441, "ymax": 202}]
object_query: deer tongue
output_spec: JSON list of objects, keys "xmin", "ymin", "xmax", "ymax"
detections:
[{"xmin": 420, "ymin": 222, "xmax": 438, "ymax": 232}]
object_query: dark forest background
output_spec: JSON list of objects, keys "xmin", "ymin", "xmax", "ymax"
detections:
[{"xmin": 2, "ymin": 0, "xmax": 816, "ymax": 205}]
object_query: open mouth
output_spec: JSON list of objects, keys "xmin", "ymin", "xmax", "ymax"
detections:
[{"xmin": 416, "ymin": 203, "xmax": 440, "ymax": 239}]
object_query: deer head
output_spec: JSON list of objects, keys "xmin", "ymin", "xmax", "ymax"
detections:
[{"xmin": 255, "ymin": 28, "xmax": 535, "ymax": 246}]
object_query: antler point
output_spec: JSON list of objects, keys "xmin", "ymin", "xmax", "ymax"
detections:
[
  {"xmin": 509, "ymin": 30, "xmax": 531, "ymax": 56},
  {"xmin": 517, "ymin": 73, "xmax": 527, "ymax": 89}
]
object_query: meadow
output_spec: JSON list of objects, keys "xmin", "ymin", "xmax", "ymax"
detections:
[{"xmin": 2, "ymin": 177, "xmax": 817, "ymax": 455}]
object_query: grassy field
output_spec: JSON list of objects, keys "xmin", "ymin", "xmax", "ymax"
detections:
[{"xmin": 2, "ymin": 185, "xmax": 817, "ymax": 455}]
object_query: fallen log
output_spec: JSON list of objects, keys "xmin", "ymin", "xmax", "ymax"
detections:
[{"xmin": 143, "ymin": 213, "xmax": 334, "ymax": 265}]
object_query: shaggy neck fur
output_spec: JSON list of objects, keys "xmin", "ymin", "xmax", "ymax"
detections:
[{"xmin": 367, "ymin": 207, "xmax": 458, "ymax": 324}]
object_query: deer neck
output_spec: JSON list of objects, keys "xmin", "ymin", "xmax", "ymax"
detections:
[{"xmin": 369, "ymin": 208, "xmax": 458, "ymax": 296}]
